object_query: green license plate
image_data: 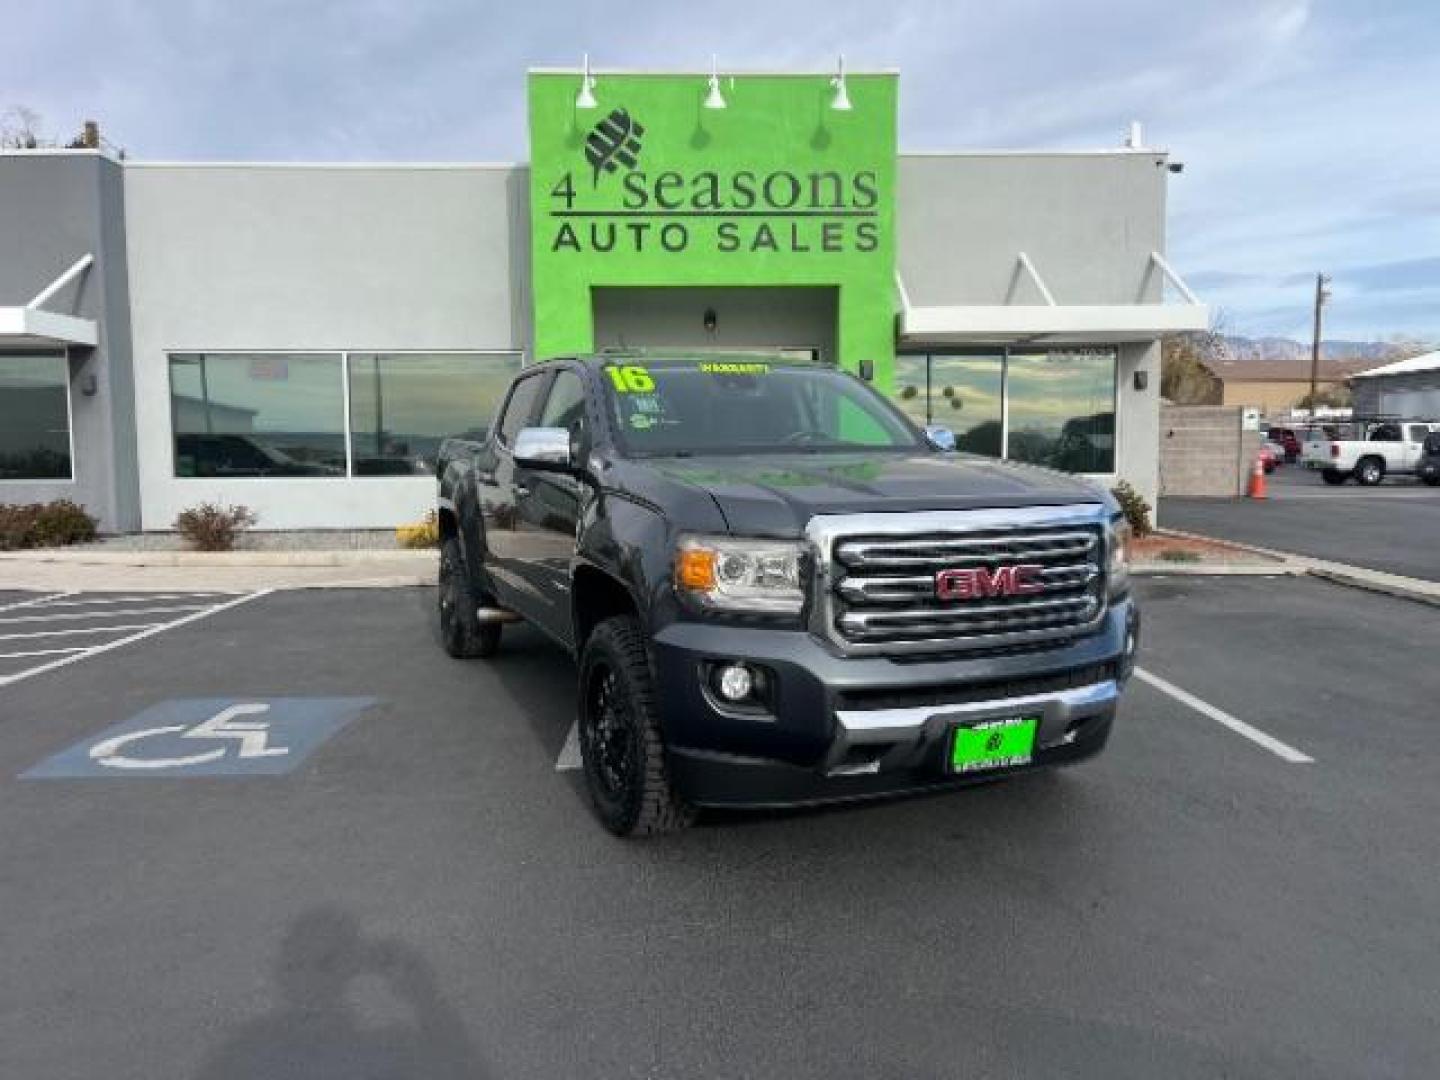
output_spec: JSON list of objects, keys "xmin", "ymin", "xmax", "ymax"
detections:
[{"xmin": 950, "ymin": 717, "xmax": 1039, "ymax": 774}]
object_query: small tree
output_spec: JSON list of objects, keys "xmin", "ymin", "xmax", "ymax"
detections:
[{"xmin": 0, "ymin": 105, "xmax": 47, "ymax": 149}]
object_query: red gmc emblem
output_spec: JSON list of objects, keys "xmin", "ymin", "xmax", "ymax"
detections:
[{"xmin": 935, "ymin": 564, "xmax": 1045, "ymax": 601}]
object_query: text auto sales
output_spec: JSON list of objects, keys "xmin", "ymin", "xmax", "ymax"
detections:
[{"xmin": 547, "ymin": 169, "xmax": 880, "ymax": 254}]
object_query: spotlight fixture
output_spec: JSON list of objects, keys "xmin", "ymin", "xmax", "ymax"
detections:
[
  {"xmin": 704, "ymin": 55, "xmax": 727, "ymax": 110},
  {"xmin": 576, "ymin": 53, "xmax": 598, "ymax": 110},
  {"xmin": 830, "ymin": 54, "xmax": 852, "ymax": 111}
]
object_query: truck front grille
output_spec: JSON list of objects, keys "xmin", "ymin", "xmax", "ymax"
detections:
[{"xmin": 813, "ymin": 510, "xmax": 1110, "ymax": 656}]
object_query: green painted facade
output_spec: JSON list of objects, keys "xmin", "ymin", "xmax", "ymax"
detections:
[{"xmin": 527, "ymin": 71, "xmax": 898, "ymax": 383}]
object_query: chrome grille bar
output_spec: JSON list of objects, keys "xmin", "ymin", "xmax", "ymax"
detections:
[{"xmin": 807, "ymin": 506, "xmax": 1112, "ymax": 657}]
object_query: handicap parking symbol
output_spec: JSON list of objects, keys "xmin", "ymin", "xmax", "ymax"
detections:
[{"xmin": 21, "ymin": 697, "xmax": 377, "ymax": 779}]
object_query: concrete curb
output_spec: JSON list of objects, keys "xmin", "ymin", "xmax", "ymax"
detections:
[
  {"xmin": 1133, "ymin": 563, "xmax": 1301, "ymax": 576},
  {"xmin": 1156, "ymin": 526, "xmax": 1440, "ymax": 607}
]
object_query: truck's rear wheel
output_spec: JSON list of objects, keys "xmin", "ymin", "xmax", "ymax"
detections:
[
  {"xmin": 1355, "ymin": 457, "xmax": 1385, "ymax": 486},
  {"xmin": 1321, "ymin": 468, "xmax": 1347, "ymax": 485},
  {"xmin": 438, "ymin": 537, "xmax": 500, "ymax": 659},
  {"xmin": 578, "ymin": 616, "xmax": 694, "ymax": 837}
]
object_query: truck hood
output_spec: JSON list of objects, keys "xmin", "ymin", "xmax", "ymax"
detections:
[{"xmin": 640, "ymin": 452, "xmax": 1108, "ymax": 535}]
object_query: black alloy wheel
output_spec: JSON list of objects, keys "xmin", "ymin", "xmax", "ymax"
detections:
[{"xmin": 577, "ymin": 615, "xmax": 694, "ymax": 837}]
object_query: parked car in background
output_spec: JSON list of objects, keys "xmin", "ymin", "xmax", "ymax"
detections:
[
  {"xmin": 1258, "ymin": 443, "xmax": 1281, "ymax": 474},
  {"xmin": 1417, "ymin": 432, "xmax": 1440, "ymax": 486},
  {"xmin": 1301, "ymin": 421, "xmax": 1440, "ymax": 485},
  {"xmin": 1267, "ymin": 427, "xmax": 1302, "ymax": 462}
]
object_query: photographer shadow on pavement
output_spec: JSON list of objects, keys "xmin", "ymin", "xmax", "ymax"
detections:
[{"xmin": 195, "ymin": 905, "xmax": 487, "ymax": 1080}]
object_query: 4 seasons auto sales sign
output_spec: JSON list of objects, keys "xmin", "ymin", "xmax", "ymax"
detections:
[{"xmin": 527, "ymin": 69, "xmax": 898, "ymax": 371}]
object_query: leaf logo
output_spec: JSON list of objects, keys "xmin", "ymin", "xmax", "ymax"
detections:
[{"xmin": 584, "ymin": 108, "xmax": 644, "ymax": 186}]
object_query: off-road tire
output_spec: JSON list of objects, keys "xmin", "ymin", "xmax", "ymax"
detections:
[
  {"xmin": 1355, "ymin": 456, "xmax": 1385, "ymax": 486},
  {"xmin": 438, "ymin": 537, "xmax": 501, "ymax": 659},
  {"xmin": 1321, "ymin": 468, "xmax": 1347, "ymax": 486},
  {"xmin": 578, "ymin": 616, "xmax": 695, "ymax": 837}
]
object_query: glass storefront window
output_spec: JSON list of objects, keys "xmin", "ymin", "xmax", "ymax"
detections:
[
  {"xmin": 170, "ymin": 353, "xmax": 346, "ymax": 478},
  {"xmin": 0, "ymin": 352, "xmax": 72, "ymax": 480},
  {"xmin": 348, "ymin": 353, "xmax": 521, "ymax": 475},
  {"xmin": 893, "ymin": 354, "xmax": 928, "ymax": 430},
  {"xmin": 928, "ymin": 353, "xmax": 1004, "ymax": 457},
  {"xmin": 1005, "ymin": 349, "xmax": 1117, "ymax": 473}
]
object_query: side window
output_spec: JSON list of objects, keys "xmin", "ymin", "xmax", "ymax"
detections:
[
  {"xmin": 539, "ymin": 369, "xmax": 588, "ymax": 434},
  {"xmin": 1407, "ymin": 424, "xmax": 1428, "ymax": 443},
  {"xmin": 497, "ymin": 375, "xmax": 546, "ymax": 447},
  {"xmin": 1370, "ymin": 423, "xmax": 1401, "ymax": 442}
]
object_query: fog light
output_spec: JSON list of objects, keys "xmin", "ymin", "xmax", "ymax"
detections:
[{"xmin": 717, "ymin": 663, "xmax": 754, "ymax": 702}]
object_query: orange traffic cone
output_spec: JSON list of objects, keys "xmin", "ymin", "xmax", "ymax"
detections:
[{"xmin": 1247, "ymin": 456, "xmax": 1268, "ymax": 500}]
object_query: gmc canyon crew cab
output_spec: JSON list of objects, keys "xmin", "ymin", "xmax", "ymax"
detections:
[
  {"xmin": 1301, "ymin": 420, "xmax": 1440, "ymax": 485},
  {"xmin": 436, "ymin": 354, "xmax": 1139, "ymax": 836}
]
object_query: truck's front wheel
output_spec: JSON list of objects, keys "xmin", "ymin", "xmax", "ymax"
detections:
[
  {"xmin": 1355, "ymin": 456, "xmax": 1386, "ymax": 486},
  {"xmin": 438, "ymin": 537, "xmax": 501, "ymax": 659},
  {"xmin": 578, "ymin": 616, "xmax": 694, "ymax": 837}
]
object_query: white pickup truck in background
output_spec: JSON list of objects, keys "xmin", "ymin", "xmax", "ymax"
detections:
[{"xmin": 1302, "ymin": 420, "xmax": 1440, "ymax": 485}]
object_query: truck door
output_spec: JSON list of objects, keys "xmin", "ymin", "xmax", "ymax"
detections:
[
  {"xmin": 1405, "ymin": 425, "xmax": 1431, "ymax": 469},
  {"xmin": 510, "ymin": 366, "xmax": 590, "ymax": 647},
  {"xmin": 477, "ymin": 370, "xmax": 550, "ymax": 615}
]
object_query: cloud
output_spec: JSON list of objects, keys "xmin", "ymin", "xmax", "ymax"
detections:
[{"xmin": 4, "ymin": 0, "xmax": 1438, "ymax": 339}]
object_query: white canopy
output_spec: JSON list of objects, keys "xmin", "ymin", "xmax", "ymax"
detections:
[
  {"xmin": 897, "ymin": 251, "xmax": 1210, "ymax": 345},
  {"xmin": 1, "ymin": 254, "xmax": 98, "ymax": 349}
]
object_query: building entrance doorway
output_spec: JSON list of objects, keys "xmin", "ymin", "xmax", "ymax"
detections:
[{"xmin": 591, "ymin": 286, "xmax": 837, "ymax": 365}]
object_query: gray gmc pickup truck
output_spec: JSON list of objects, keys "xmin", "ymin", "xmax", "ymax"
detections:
[{"xmin": 436, "ymin": 353, "xmax": 1139, "ymax": 836}]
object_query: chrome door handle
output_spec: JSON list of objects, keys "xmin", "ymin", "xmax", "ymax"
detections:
[{"xmin": 514, "ymin": 484, "xmax": 531, "ymax": 498}]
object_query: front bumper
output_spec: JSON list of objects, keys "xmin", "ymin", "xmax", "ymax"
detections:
[{"xmin": 652, "ymin": 598, "xmax": 1137, "ymax": 809}]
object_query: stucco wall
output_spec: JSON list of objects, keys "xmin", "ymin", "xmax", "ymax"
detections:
[
  {"xmin": 122, "ymin": 164, "xmax": 531, "ymax": 530},
  {"xmin": 897, "ymin": 153, "xmax": 1166, "ymax": 306},
  {"xmin": 0, "ymin": 152, "xmax": 138, "ymax": 531},
  {"xmin": 1221, "ymin": 379, "xmax": 1346, "ymax": 411}
]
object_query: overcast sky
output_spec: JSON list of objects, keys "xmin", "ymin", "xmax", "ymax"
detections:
[{"xmin": 7, "ymin": 0, "xmax": 1437, "ymax": 343}]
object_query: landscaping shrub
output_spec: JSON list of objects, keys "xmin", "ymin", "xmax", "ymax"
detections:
[
  {"xmin": 1158, "ymin": 548, "xmax": 1201, "ymax": 563},
  {"xmin": 396, "ymin": 510, "xmax": 440, "ymax": 549},
  {"xmin": 174, "ymin": 503, "xmax": 257, "ymax": 552},
  {"xmin": 0, "ymin": 500, "xmax": 98, "ymax": 550},
  {"xmin": 1110, "ymin": 480, "xmax": 1153, "ymax": 538}
]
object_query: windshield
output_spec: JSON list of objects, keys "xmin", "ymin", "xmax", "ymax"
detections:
[{"xmin": 599, "ymin": 359, "xmax": 923, "ymax": 456}]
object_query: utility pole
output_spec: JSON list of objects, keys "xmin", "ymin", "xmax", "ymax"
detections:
[{"xmin": 1307, "ymin": 273, "xmax": 1331, "ymax": 418}]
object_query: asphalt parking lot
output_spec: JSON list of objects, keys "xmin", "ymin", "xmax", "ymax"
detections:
[
  {"xmin": 1161, "ymin": 465, "xmax": 1440, "ymax": 582},
  {"xmin": 2, "ymin": 577, "xmax": 1438, "ymax": 1078}
]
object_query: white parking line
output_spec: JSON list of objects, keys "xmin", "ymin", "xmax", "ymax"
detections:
[
  {"xmin": 0, "ymin": 605, "xmax": 209, "ymax": 625},
  {"xmin": 0, "ymin": 590, "xmax": 273, "ymax": 689},
  {"xmin": 0, "ymin": 647, "xmax": 89, "ymax": 660},
  {"xmin": 30, "ymin": 594, "xmax": 233, "ymax": 608},
  {"xmin": 556, "ymin": 720, "xmax": 581, "ymax": 771},
  {"xmin": 0, "ymin": 624, "xmax": 159, "ymax": 642},
  {"xmin": 1135, "ymin": 666, "xmax": 1314, "ymax": 764},
  {"xmin": 0, "ymin": 592, "xmax": 77, "ymax": 614}
]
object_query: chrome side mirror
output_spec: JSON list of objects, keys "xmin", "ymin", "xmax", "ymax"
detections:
[
  {"xmin": 512, "ymin": 426, "xmax": 574, "ymax": 471},
  {"xmin": 924, "ymin": 425, "xmax": 957, "ymax": 452}
]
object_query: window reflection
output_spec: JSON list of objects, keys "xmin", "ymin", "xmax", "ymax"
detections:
[
  {"xmin": 170, "ymin": 354, "xmax": 346, "ymax": 478},
  {"xmin": 928, "ymin": 353, "xmax": 1004, "ymax": 457},
  {"xmin": 0, "ymin": 352, "xmax": 71, "ymax": 480},
  {"xmin": 893, "ymin": 354, "xmax": 929, "ymax": 429},
  {"xmin": 349, "ymin": 354, "xmax": 521, "ymax": 476},
  {"xmin": 1005, "ymin": 349, "xmax": 1116, "ymax": 473}
]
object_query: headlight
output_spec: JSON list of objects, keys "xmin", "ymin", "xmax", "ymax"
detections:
[
  {"xmin": 675, "ymin": 535, "xmax": 805, "ymax": 615},
  {"xmin": 1107, "ymin": 518, "xmax": 1133, "ymax": 599}
]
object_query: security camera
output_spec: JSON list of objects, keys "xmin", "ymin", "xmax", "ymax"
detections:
[{"xmin": 1167, "ymin": 162, "xmax": 1184, "ymax": 174}]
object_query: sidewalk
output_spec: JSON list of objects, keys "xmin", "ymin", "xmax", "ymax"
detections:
[
  {"xmin": 1155, "ymin": 528, "xmax": 1440, "ymax": 608},
  {"xmin": 0, "ymin": 548, "xmax": 437, "ymax": 591}
]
